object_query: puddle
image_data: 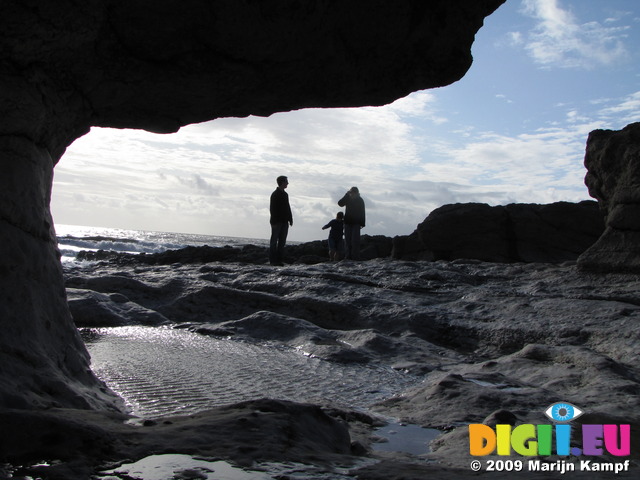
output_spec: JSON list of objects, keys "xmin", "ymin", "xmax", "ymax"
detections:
[
  {"xmin": 82, "ymin": 326, "xmax": 420, "ymax": 418},
  {"xmin": 371, "ymin": 422, "xmax": 441, "ymax": 455},
  {"xmin": 98, "ymin": 454, "xmax": 271, "ymax": 480},
  {"xmin": 97, "ymin": 455, "xmax": 371, "ymax": 480}
]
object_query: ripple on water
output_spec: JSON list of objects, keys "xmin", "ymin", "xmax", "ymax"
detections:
[
  {"xmin": 97, "ymin": 454, "xmax": 372, "ymax": 480},
  {"xmin": 83, "ymin": 326, "xmax": 419, "ymax": 418}
]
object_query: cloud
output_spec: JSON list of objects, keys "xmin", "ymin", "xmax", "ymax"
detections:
[
  {"xmin": 52, "ymin": 83, "xmax": 639, "ymax": 242},
  {"xmin": 175, "ymin": 174, "xmax": 220, "ymax": 196},
  {"xmin": 598, "ymin": 90, "xmax": 640, "ymax": 124},
  {"xmin": 507, "ymin": 31, "xmax": 524, "ymax": 46},
  {"xmin": 520, "ymin": 0, "xmax": 630, "ymax": 69}
]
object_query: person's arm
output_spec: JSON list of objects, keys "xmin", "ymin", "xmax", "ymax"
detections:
[
  {"xmin": 269, "ymin": 191, "xmax": 276, "ymax": 223},
  {"xmin": 338, "ymin": 193, "xmax": 349, "ymax": 207}
]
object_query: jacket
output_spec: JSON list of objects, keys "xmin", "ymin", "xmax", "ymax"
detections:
[
  {"xmin": 270, "ymin": 188, "xmax": 293, "ymax": 225},
  {"xmin": 338, "ymin": 193, "xmax": 365, "ymax": 227}
]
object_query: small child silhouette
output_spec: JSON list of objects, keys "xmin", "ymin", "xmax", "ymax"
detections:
[{"xmin": 322, "ymin": 212, "xmax": 344, "ymax": 261}]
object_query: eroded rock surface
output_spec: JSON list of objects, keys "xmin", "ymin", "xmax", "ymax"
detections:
[
  {"xmin": 59, "ymin": 259, "xmax": 640, "ymax": 476},
  {"xmin": 2, "ymin": 257, "xmax": 638, "ymax": 477},
  {"xmin": 0, "ymin": 0, "xmax": 504, "ymax": 411},
  {"xmin": 579, "ymin": 122, "xmax": 640, "ymax": 272}
]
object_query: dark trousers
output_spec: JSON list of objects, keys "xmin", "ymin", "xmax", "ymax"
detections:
[
  {"xmin": 269, "ymin": 222, "xmax": 289, "ymax": 264},
  {"xmin": 344, "ymin": 223, "xmax": 361, "ymax": 260}
]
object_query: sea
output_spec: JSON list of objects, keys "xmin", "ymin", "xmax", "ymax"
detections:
[{"xmin": 55, "ymin": 223, "xmax": 270, "ymax": 263}]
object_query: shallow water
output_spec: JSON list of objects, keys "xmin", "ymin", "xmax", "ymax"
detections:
[
  {"xmin": 83, "ymin": 326, "xmax": 420, "ymax": 418},
  {"xmin": 99, "ymin": 454, "xmax": 272, "ymax": 480},
  {"xmin": 372, "ymin": 422, "xmax": 441, "ymax": 455},
  {"xmin": 97, "ymin": 454, "xmax": 371, "ymax": 480}
]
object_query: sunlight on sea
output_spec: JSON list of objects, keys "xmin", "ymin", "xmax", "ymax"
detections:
[{"xmin": 55, "ymin": 224, "xmax": 269, "ymax": 262}]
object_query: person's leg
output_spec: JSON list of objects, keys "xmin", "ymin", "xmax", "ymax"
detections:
[
  {"xmin": 344, "ymin": 224, "xmax": 354, "ymax": 259},
  {"xmin": 351, "ymin": 226, "xmax": 361, "ymax": 260},
  {"xmin": 270, "ymin": 223, "xmax": 283, "ymax": 264},
  {"xmin": 269, "ymin": 223, "xmax": 280, "ymax": 264},
  {"xmin": 276, "ymin": 222, "xmax": 289, "ymax": 264}
]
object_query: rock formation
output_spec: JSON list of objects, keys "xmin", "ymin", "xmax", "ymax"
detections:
[
  {"xmin": 392, "ymin": 201, "xmax": 604, "ymax": 263},
  {"xmin": 578, "ymin": 122, "xmax": 640, "ymax": 272},
  {"xmin": 0, "ymin": 0, "xmax": 505, "ymax": 410}
]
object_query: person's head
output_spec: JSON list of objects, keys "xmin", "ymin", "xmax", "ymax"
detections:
[
  {"xmin": 277, "ymin": 176, "xmax": 289, "ymax": 188},
  {"xmin": 349, "ymin": 186, "xmax": 359, "ymax": 196},
  {"xmin": 336, "ymin": 212, "xmax": 344, "ymax": 220}
]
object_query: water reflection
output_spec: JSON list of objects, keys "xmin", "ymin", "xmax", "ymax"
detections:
[{"xmin": 82, "ymin": 326, "xmax": 419, "ymax": 418}]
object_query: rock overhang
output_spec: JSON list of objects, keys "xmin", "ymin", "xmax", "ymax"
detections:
[{"xmin": 2, "ymin": 0, "xmax": 507, "ymax": 156}]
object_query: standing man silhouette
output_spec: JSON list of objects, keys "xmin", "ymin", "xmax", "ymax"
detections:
[
  {"xmin": 269, "ymin": 176, "xmax": 293, "ymax": 266},
  {"xmin": 338, "ymin": 186, "xmax": 365, "ymax": 260}
]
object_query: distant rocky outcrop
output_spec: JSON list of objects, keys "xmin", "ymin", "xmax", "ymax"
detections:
[
  {"xmin": 0, "ymin": 0, "xmax": 505, "ymax": 411},
  {"xmin": 75, "ymin": 234, "xmax": 394, "ymax": 266},
  {"xmin": 579, "ymin": 122, "xmax": 640, "ymax": 272},
  {"xmin": 392, "ymin": 201, "xmax": 604, "ymax": 263}
]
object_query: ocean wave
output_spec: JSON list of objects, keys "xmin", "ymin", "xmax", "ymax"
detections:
[
  {"xmin": 55, "ymin": 224, "xmax": 269, "ymax": 262},
  {"xmin": 58, "ymin": 236, "xmax": 182, "ymax": 255}
]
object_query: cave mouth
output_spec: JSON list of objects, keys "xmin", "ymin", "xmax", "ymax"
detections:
[{"xmin": 1, "ymin": 0, "xmax": 506, "ymax": 412}]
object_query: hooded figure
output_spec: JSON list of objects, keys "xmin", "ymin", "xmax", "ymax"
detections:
[{"xmin": 338, "ymin": 186, "xmax": 365, "ymax": 260}]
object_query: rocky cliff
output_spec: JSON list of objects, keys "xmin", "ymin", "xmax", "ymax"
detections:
[
  {"xmin": 392, "ymin": 201, "xmax": 605, "ymax": 263},
  {"xmin": 0, "ymin": 0, "xmax": 505, "ymax": 410},
  {"xmin": 579, "ymin": 122, "xmax": 640, "ymax": 272}
]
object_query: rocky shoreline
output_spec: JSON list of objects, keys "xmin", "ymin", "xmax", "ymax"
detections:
[
  {"xmin": 74, "ymin": 200, "xmax": 605, "ymax": 268},
  {"xmin": 5, "ymin": 253, "xmax": 637, "ymax": 478}
]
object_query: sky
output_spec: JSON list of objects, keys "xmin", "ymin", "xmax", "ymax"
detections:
[{"xmin": 51, "ymin": 0, "xmax": 640, "ymax": 242}]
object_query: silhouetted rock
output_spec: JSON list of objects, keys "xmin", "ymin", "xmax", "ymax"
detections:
[
  {"xmin": 76, "ymin": 234, "xmax": 396, "ymax": 266},
  {"xmin": 579, "ymin": 122, "xmax": 640, "ymax": 272},
  {"xmin": 393, "ymin": 201, "xmax": 604, "ymax": 263}
]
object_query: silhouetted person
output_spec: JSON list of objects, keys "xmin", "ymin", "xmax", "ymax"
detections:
[
  {"xmin": 322, "ymin": 211, "xmax": 344, "ymax": 261},
  {"xmin": 269, "ymin": 175, "xmax": 293, "ymax": 266},
  {"xmin": 338, "ymin": 186, "xmax": 365, "ymax": 260}
]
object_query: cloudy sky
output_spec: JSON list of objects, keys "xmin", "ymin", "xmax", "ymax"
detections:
[{"xmin": 51, "ymin": 0, "xmax": 640, "ymax": 242}]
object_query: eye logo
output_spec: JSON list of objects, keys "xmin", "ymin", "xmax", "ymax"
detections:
[
  {"xmin": 544, "ymin": 402, "xmax": 583, "ymax": 422},
  {"xmin": 470, "ymin": 402, "xmax": 631, "ymax": 458}
]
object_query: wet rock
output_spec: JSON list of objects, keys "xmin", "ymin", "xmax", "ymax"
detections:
[
  {"xmin": 482, "ymin": 409, "xmax": 517, "ymax": 426},
  {"xmin": 0, "ymin": 399, "xmax": 353, "ymax": 479},
  {"xmin": 4, "ymin": 257, "xmax": 640, "ymax": 477},
  {"xmin": 67, "ymin": 288, "xmax": 170, "ymax": 327},
  {"xmin": 194, "ymin": 310, "xmax": 338, "ymax": 344}
]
